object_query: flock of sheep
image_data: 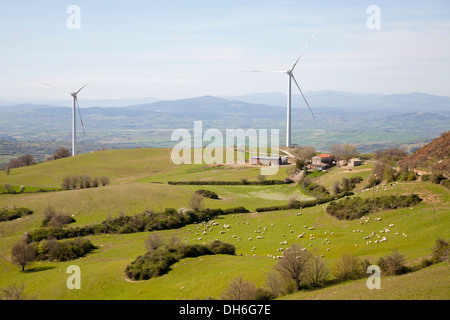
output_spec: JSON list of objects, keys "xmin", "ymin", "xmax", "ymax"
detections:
[{"xmin": 182, "ymin": 208, "xmax": 407, "ymax": 259}]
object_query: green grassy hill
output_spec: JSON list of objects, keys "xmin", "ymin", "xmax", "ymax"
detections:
[{"xmin": 0, "ymin": 148, "xmax": 448, "ymax": 300}]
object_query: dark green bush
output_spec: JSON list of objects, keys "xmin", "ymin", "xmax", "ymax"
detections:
[
  {"xmin": 377, "ymin": 249, "xmax": 408, "ymax": 276},
  {"xmin": 34, "ymin": 237, "xmax": 95, "ymax": 261},
  {"xmin": 432, "ymin": 238, "xmax": 449, "ymax": 263},
  {"xmin": 256, "ymin": 192, "xmax": 353, "ymax": 213},
  {"xmin": 0, "ymin": 206, "xmax": 33, "ymax": 222},
  {"xmin": 168, "ymin": 180, "xmax": 290, "ymax": 186},
  {"xmin": 326, "ymin": 194, "xmax": 422, "ymax": 220},
  {"xmin": 430, "ymin": 173, "xmax": 445, "ymax": 184},
  {"xmin": 125, "ymin": 241, "xmax": 235, "ymax": 281},
  {"xmin": 27, "ymin": 206, "xmax": 249, "ymax": 242},
  {"xmin": 299, "ymin": 178, "xmax": 330, "ymax": 198},
  {"xmin": 441, "ymin": 179, "xmax": 450, "ymax": 189},
  {"xmin": 195, "ymin": 189, "xmax": 219, "ymax": 199}
]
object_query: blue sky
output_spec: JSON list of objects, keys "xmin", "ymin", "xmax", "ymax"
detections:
[{"xmin": 0, "ymin": 0, "xmax": 449, "ymax": 100}]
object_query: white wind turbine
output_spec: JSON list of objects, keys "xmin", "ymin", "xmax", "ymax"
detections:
[
  {"xmin": 244, "ymin": 31, "xmax": 317, "ymax": 147},
  {"xmin": 37, "ymin": 71, "xmax": 103, "ymax": 156}
]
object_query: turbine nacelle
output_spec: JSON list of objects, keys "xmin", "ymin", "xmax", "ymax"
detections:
[
  {"xmin": 243, "ymin": 31, "xmax": 317, "ymax": 147},
  {"xmin": 37, "ymin": 69, "xmax": 102, "ymax": 156}
]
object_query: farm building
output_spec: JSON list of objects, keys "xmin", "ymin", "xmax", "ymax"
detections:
[
  {"xmin": 310, "ymin": 153, "xmax": 333, "ymax": 170},
  {"xmin": 250, "ymin": 156, "xmax": 288, "ymax": 165},
  {"xmin": 312, "ymin": 154, "xmax": 333, "ymax": 165},
  {"xmin": 349, "ymin": 158, "xmax": 362, "ymax": 167}
]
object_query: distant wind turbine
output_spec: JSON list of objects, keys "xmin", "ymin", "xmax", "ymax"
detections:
[
  {"xmin": 243, "ymin": 31, "xmax": 317, "ymax": 147},
  {"xmin": 37, "ymin": 70, "xmax": 103, "ymax": 156}
]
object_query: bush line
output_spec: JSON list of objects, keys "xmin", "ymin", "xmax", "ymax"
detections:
[
  {"xmin": 125, "ymin": 240, "xmax": 235, "ymax": 281},
  {"xmin": 325, "ymin": 194, "xmax": 422, "ymax": 220},
  {"xmin": 255, "ymin": 191, "xmax": 354, "ymax": 213},
  {"xmin": 168, "ymin": 179, "xmax": 292, "ymax": 186},
  {"xmin": 26, "ymin": 206, "xmax": 249, "ymax": 242}
]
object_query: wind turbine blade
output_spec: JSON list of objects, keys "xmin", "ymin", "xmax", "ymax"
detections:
[
  {"xmin": 291, "ymin": 74, "xmax": 316, "ymax": 119},
  {"xmin": 75, "ymin": 96, "xmax": 86, "ymax": 136},
  {"xmin": 75, "ymin": 69, "xmax": 104, "ymax": 95},
  {"xmin": 240, "ymin": 70, "xmax": 287, "ymax": 73},
  {"xmin": 35, "ymin": 80, "xmax": 70, "ymax": 95},
  {"xmin": 290, "ymin": 30, "xmax": 317, "ymax": 72}
]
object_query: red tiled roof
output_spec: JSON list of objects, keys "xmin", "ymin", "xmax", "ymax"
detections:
[{"xmin": 317, "ymin": 154, "xmax": 332, "ymax": 158}]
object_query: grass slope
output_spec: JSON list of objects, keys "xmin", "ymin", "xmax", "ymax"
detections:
[{"xmin": 0, "ymin": 148, "xmax": 448, "ymax": 300}]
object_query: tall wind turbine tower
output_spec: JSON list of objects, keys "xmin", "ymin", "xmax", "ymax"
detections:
[
  {"xmin": 38, "ymin": 71, "xmax": 102, "ymax": 156},
  {"xmin": 244, "ymin": 32, "xmax": 317, "ymax": 147}
]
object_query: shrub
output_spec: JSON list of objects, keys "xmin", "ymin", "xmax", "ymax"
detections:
[
  {"xmin": 207, "ymin": 240, "xmax": 235, "ymax": 255},
  {"xmin": 221, "ymin": 275, "xmax": 257, "ymax": 300},
  {"xmin": 99, "ymin": 176, "xmax": 110, "ymax": 186},
  {"xmin": 299, "ymin": 178, "xmax": 330, "ymax": 198},
  {"xmin": 407, "ymin": 171, "xmax": 417, "ymax": 182},
  {"xmin": 306, "ymin": 255, "xmax": 330, "ymax": 288},
  {"xmin": 0, "ymin": 284, "xmax": 28, "ymax": 300},
  {"xmin": 255, "ymin": 287, "xmax": 275, "ymax": 300},
  {"xmin": 326, "ymin": 194, "xmax": 422, "ymax": 220},
  {"xmin": 53, "ymin": 147, "xmax": 70, "ymax": 160},
  {"xmin": 61, "ymin": 175, "xmax": 108, "ymax": 190},
  {"xmin": 2, "ymin": 183, "xmax": 16, "ymax": 194},
  {"xmin": 440, "ymin": 179, "xmax": 450, "ymax": 189},
  {"xmin": 145, "ymin": 233, "xmax": 165, "ymax": 252},
  {"xmin": 194, "ymin": 189, "xmax": 219, "ymax": 199},
  {"xmin": 0, "ymin": 206, "xmax": 33, "ymax": 222},
  {"xmin": 34, "ymin": 238, "xmax": 95, "ymax": 261},
  {"xmin": 189, "ymin": 193, "xmax": 204, "ymax": 212},
  {"xmin": 378, "ymin": 249, "xmax": 408, "ymax": 276},
  {"xmin": 41, "ymin": 206, "xmax": 75, "ymax": 228},
  {"xmin": 27, "ymin": 206, "xmax": 249, "ymax": 242},
  {"xmin": 430, "ymin": 173, "xmax": 445, "ymax": 184},
  {"xmin": 432, "ymin": 238, "xmax": 449, "ymax": 263},
  {"xmin": 126, "ymin": 241, "xmax": 235, "ymax": 281},
  {"xmin": 256, "ymin": 192, "xmax": 353, "ymax": 213},
  {"xmin": 168, "ymin": 179, "xmax": 289, "ymax": 186},
  {"xmin": 61, "ymin": 176, "xmax": 72, "ymax": 190},
  {"xmin": 333, "ymin": 253, "xmax": 365, "ymax": 281}
]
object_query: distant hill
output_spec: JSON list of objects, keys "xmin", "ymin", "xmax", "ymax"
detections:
[
  {"xmin": 400, "ymin": 131, "xmax": 450, "ymax": 175},
  {"xmin": 0, "ymin": 92, "xmax": 449, "ymax": 156},
  {"xmin": 225, "ymin": 90, "xmax": 450, "ymax": 114}
]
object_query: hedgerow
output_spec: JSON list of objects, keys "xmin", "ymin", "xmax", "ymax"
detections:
[
  {"xmin": 168, "ymin": 179, "xmax": 292, "ymax": 185},
  {"xmin": 26, "ymin": 206, "xmax": 249, "ymax": 242},
  {"xmin": 325, "ymin": 194, "xmax": 422, "ymax": 220},
  {"xmin": 255, "ymin": 192, "xmax": 353, "ymax": 213},
  {"xmin": 125, "ymin": 240, "xmax": 235, "ymax": 280}
]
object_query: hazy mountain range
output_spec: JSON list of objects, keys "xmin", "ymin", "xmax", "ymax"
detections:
[{"xmin": 0, "ymin": 91, "xmax": 449, "ymax": 158}]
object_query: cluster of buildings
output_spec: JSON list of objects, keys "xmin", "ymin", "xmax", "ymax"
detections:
[
  {"xmin": 249, "ymin": 156, "xmax": 289, "ymax": 166},
  {"xmin": 310, "ymin": 154, "xmax": 362, "ymax": 171},
  {"xmin": 250, "ymin": 153, "xmax": 362, "ymax": 171}
]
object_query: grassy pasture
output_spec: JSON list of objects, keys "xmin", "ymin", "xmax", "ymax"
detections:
[{"xmin": 0, "ymin": 148, "xmax": 448, "ymax": 300}]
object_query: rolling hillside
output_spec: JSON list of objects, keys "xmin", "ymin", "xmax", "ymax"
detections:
[
  {"xmin": 0, "ymin": 148, "xmax": 448, "ymax": 300},
  {"xmin": 400, "ymin": 131, "xmax": 450, "ymax": 175},
  {"xmin": 1, "ymin": 92, "xmax": 449, "ymax": 160}
]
